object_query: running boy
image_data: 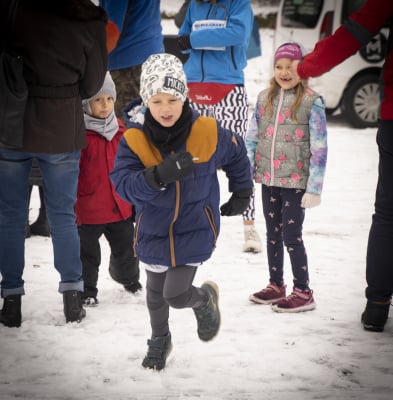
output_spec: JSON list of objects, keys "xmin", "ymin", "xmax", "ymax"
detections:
[{"xmin": 110, "ymin": 53, "xmax": 253, "ymax": 370}]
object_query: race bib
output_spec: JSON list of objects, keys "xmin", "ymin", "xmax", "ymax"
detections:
[{"xmin": 192, "ymin": 19, "xmax": 226, "ymax": 51}]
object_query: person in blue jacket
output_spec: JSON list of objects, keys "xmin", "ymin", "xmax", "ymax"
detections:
[
  {"xmin": 99, "ymin": 0, "xmax": 164, "ymax": 119},
  {"xmin": 110, "ymin": 53, "xmax": 253, "ymax": 370},
  {"xmin": 177, "ymin": 0, "xmax": 262, "ymax": 254}
]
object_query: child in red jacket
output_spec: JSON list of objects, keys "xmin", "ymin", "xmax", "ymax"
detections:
[{"xmin": 76, "ymin": 72, "xmax": 141, "ymax": 306}]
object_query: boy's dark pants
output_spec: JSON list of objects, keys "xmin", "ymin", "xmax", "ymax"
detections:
[
  {"xmin": 145, "ymin": 267, "xmax": 207, "ymax": 337},
  {"xmin": 78, "ymin": 218, "xmax": 139, "ymax": 298},
  {"xmin": 111, "ymin": 65, "xmax": 141, "ymax": 120}
]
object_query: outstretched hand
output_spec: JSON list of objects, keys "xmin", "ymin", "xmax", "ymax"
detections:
[{"xmin": 290, "ymin": 60, "xmax": 301, "ymax": 80}]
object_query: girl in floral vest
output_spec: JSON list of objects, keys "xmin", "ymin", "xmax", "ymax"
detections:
[{"xmin": 246, "ymin": 42, "xmax": 328, "ymax": 313}]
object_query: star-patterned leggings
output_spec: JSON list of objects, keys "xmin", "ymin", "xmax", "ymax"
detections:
[{"xmin": 261, "ymin": 184, "xmax": 310, "ymax": 290}]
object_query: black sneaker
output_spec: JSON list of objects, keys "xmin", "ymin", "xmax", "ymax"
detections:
[
  {"xmin": 193, "ymin": 281, "xmax": 220, "ymax": 341},
  {"xmin": 142, "ymin": 333, "xmax": 172, "ymax": 371},
  {"xmin": 0, "ymin": 295, "xmax": 22, "ymax": 328},
  {"xmin": 124, "ymin": 281, "xmax": 142, "ymax": 293},
  {"xmin": 361, "ymin": 300, "xmax": 391, "ymax": 332}
]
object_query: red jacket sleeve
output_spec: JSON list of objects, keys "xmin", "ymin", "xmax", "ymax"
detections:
[{"xmin": 298, "ymin": 0, "xmax": 393, "ymax": 79}]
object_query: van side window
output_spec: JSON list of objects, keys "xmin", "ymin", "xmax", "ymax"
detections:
[{"xmin": 282, "ymin": 0, "xmax": 323, "ymax": 29}]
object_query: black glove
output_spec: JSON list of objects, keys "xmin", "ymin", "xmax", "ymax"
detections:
[
  {"xmin": 144, "ymin": 152, "xmax": 194, "ymax": 189},
  {"xmin": 220, "ymin": 188, "xmax": 253, "ymax": 216},
  {"xmin": 177, "ymin": 35, "xmax": 191, "ymax": 51}
]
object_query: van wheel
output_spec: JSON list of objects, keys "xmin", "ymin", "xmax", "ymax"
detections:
[{"xmin": 342, "ymin": 74, "xmax": 380, "ymax": 129}]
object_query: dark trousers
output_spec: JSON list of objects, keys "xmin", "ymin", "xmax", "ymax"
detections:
[
  {"xmin": 111, "ymin": 65, "xmax": 142, "ymax": 120},
  {"xmin": 261, "ymin": 184, "xmax": 309, "ymax": 290},
  {"xmin": 78, "ymin": 218, "xmax": 139, "ymax": 298},
  {"xmin": 145, "ymin": 267, "xmax": 207, "ymax": 337},
  {"xmin": 366, "ymin": 120, "xmax": 393, "ymax": 302}
]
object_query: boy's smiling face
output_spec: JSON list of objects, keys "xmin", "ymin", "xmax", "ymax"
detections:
[{"xmin": 147, "ymin": 92, "xmax": 183, "ymax": 127}]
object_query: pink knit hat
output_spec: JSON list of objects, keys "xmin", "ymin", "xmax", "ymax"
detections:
[{"xmin": 274, "ymin": 42, "xmax": 304, "ymax": 64}]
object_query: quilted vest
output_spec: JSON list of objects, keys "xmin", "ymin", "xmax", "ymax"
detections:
[{"xmin": 254, "ymin": 87, "xmax": 320, "ymax": 189}]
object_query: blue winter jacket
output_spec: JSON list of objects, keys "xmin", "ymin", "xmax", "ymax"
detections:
[
  {"xmin": 99, "ymin": 0, "xmax": 164, "ymax": 70},
  {"xmin": 110, "ymin": 109, "xmax": 253, "ymax": 267},
  {"xmin": 178, "ymin": 0, "xmax": 253, "ymax": 84}
]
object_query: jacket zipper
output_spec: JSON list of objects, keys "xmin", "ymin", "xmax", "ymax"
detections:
[
  {"xmin": 270, "ymin": 88, "xmax": 284, "ymax": 185},
  {"xmin": 169, "ymin": 181, "xmax": 181, "ymax": 266},
  {"xmin": 200, "ymin": 3, "xmax": 214, "ymax": 82},
  {"xmin": 231, "ymin": 46, "xmax": 237, "ymax": 70},
  {"xmin": 134, "ymin": 211, "xmax": 143, "ymax": 257}
]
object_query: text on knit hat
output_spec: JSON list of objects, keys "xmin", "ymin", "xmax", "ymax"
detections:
[
  {"xmin": 274, "ymin": 43, "xmax": 304, "ymax": 64},
  {"xmin": 140, "ymin": 53, "xmax": 188, "ymax": 105}
]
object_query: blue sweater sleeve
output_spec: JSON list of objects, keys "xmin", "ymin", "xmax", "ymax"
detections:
[
  {"xmin": 306, "ymin": 97, "xmax": 328, "ymax": 194},
  {"xmin": 100, "ymin": 0, "xmax": 163, "ymax": 69},
  {"xmin": 99, "ymin": 0, "xmax": 129, "ymax": 31}
]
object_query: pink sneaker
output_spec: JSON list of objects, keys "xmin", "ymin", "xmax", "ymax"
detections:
[
  {"xmin": 271, "ymin": 287, "xmax": 316, "ymax": 313},
  {"xmin": 249, "ymin": 283, "xmax": 286, "ymax": 304}
]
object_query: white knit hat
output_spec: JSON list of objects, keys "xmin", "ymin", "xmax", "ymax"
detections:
[
  {"xmin": 83, "ymin": 71, "xmax": 116, "ymax": 114},
  {"xmin": 140, "ymin": 53, "xmax": 188, "ymax": 105}
]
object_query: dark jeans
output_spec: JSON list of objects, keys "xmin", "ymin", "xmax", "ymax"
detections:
[
  {"xmin": 0, "ymin": 150, "xmax": 83, "ymax": 296},
  {"xmin": 261, "ymin": 184, "xmax": 309, "ymax": 290},
  {"xmin": 145, "ymin": 267, "xmax": 207, "ymax": 337},
  {"xmin": 366, "ymin": 120, "xmax": 393, "ymax": 302},
  {"xmin": 78, "ymin": 219, "xmax": 139, "ymax": 298}
]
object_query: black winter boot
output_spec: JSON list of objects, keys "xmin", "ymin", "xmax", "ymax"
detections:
[
  {"xmin": 26, "ymin": 185, "xmax": 33, "ymax": 239},
  {"xmin": 30, "ymin": 213, "xmax": 50, "ymax": 236},
  {"xmin": 109, "ymin": 259, "xmax": 142, "ymax": 294},
  {"xmin": 361, "ymin": 300, "xmax": 391, "ymax": 332},
  {"xmin": 0, "ymin": 295, "xmax": 22, "ymax": 328},
  {"xmin": 193, "ymin": 281, "xmax": 221, "ymax": 341},
  {"xmin": 30, "ymin": 187, "xmax": 50, "ymax": 237},
  {"xmin": 142, "ymin": 332, "xmax": 173, "ymax": 371},
  {"xmin": 63, "ymin": 290, "xmax": 86, "ymax": 323}
]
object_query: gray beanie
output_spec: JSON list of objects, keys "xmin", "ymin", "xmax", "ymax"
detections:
[
  {"xmin": 140, "ymin": 53, "xmax": 188, "ymax": 106},
  {"xmin": 83, "ymin": 71, "xmax": 116, "ymax": 114}
]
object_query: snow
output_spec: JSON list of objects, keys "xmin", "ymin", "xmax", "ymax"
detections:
[{"xmin": 1, "ymin": 5, "xmax": 392, "ymax": 400}]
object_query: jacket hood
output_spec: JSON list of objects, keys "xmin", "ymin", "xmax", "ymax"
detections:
[{"xmin": 123, "ymin": 97, "xmax": 147, "ymax": 128}]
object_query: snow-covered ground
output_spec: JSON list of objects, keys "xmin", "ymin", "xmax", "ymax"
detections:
[{"xmin": 1, "ymin": 5, "xmax": 392, "ymax": 400}]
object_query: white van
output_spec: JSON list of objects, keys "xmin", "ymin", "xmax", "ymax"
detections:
[{"xmin": 274, "ymin": 0, "xmax": 389, "ymax": 128}]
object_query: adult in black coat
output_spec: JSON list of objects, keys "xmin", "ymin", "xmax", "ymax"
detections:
[{"xmin": 0, "ymin": 0, "xmax": 108, "ymax": 328}]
